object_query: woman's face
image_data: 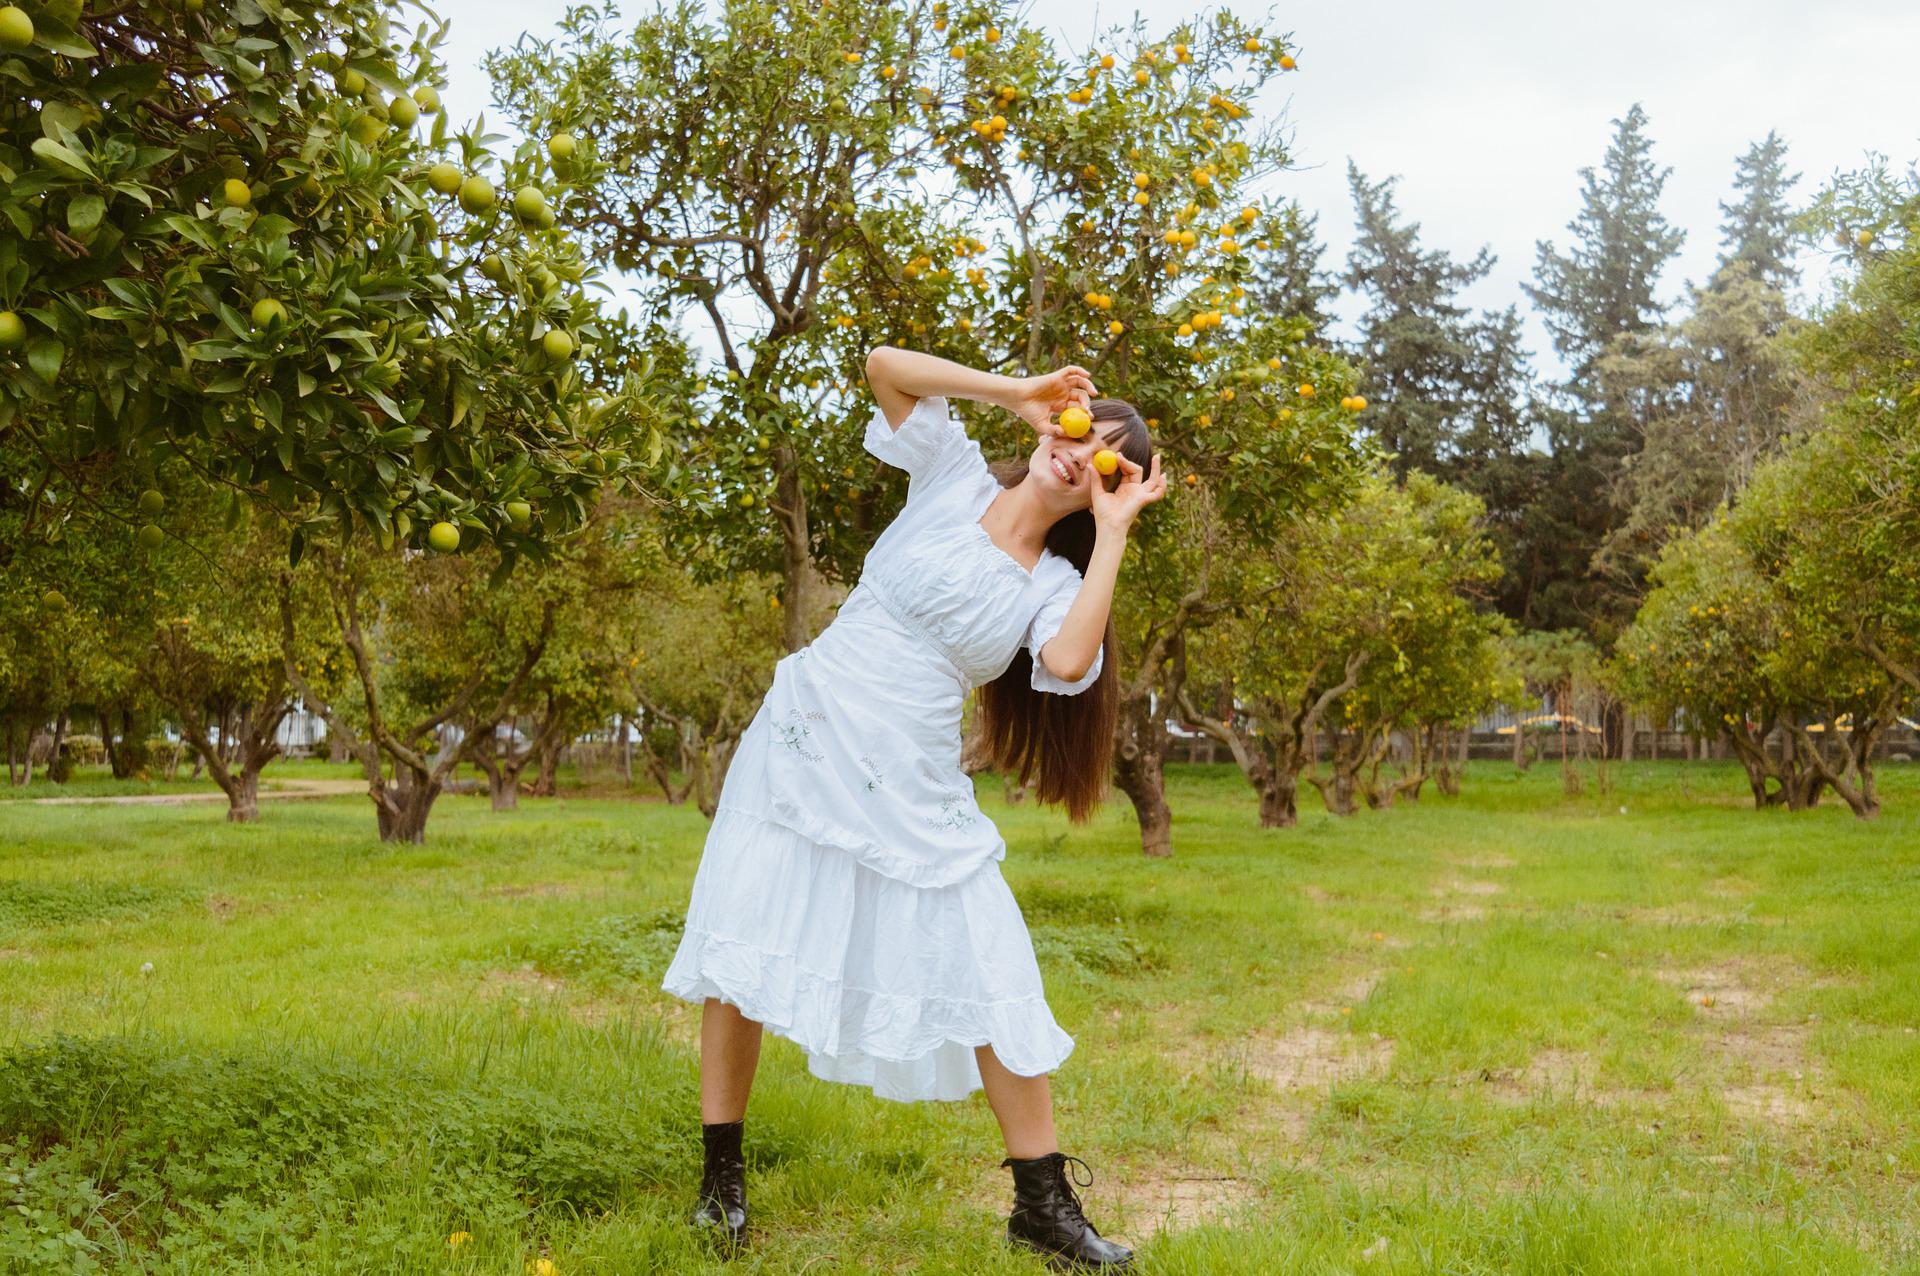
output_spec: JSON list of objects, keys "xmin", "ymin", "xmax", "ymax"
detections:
[{"xmin": 1026, "ymin": 426, "xmax": 1124, "ymax": 512}]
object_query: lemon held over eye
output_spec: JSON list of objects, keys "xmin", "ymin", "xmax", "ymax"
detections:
[{"xmin": 1058, "ymin": 406, "xmax": 1091, "ymax": 437}]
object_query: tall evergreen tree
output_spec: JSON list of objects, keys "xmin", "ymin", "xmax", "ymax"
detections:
[
  {"xmin": 1246, "ymin": 199, "xmax": 1336, "ymax": 331},
  {"xmin": 1715, "ymin": 131, "xmax": 1801, "ymax": 293},
  {"xmin": 1342, "ymin": 164, "xmax": 1536, "ymax": 612},
  {"xmin": 1525, "ymin": 103, "xmax": 1686, "ymax": 395},
  {"xmin": 1515, "ymin": 103, "xmax": 1684, "ymax": 641}
]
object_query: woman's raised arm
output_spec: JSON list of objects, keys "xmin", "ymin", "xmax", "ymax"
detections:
[{"xmin": 865, "ymin": 346, "xmax": 1094, "ymax": 434}]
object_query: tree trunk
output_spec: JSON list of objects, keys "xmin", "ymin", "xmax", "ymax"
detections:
[
  {"xmin": 1256, "ymin": 766, "xmax": 1298, "ymax": 828},
  {"xmin": 1307, "ymin": 729, "xmax": 1367, "ymax": 816},
  {"xmin": 775, "ymin": 457, "xmax": 813, "ymax": 653},
  {"xmin": 1113, "ymin": 692, "xmax": 1173, "ymax": 858},
  {"xmin": 227, "ymin": 768, "xmax": 261, "ymax": 823},
  {"xmin": 528, "ymin": 727, "xmax": 566, "ymax": 797},
  {"xmin": 47, "ymin": 710, "xmax": 70, "ymax": 784}
]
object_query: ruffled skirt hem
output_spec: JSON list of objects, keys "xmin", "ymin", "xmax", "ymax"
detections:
[{"xmin": 660, "ymin": 803, "xmax": 1074, "ymax": 1103}]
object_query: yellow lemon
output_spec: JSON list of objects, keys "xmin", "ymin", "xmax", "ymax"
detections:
[
  {"xmin": 1058, "ymin": 406, "xmax": 1091, "ymax": 437},
  {"xmin": 1093, "ymin": 449, "xmax": 1119, "ymax": 475}
]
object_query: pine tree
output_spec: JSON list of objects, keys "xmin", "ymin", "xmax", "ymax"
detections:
[
  {"xmin": 1715, "ymin": 131, "xmax": 1801, "ymax": 293},
  {"xmin": 1524, "ymin": 103, "xmax": 1686, "ymax": 399},
  {"xmin": 1342, "ymin": 163, "xmax": 1536, "ymax": 611},
  {"xmin": 1246, "ymin": 199, "xmax": 1336, "ymax": 331},
  {"xmin": 1515, "ymin": 103, "xmax": 1685, "ymax": 641}
]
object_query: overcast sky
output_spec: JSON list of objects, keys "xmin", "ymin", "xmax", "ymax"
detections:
[{"xmin": 437, "ymin": 1, "xmax": 1920, "ymax": 379}]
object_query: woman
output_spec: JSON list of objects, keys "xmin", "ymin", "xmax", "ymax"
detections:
[{"xmin": 661, "ymin": 344, "xmax": 1165, "ymax": 1271}]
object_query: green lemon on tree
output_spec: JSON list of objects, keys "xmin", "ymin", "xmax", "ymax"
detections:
[
  {"xmin": 412, "ymin": 85, "xmax": 441, "ymax": 113},
  {"xmin": 42, "ymin": 588, "xmax": 67, "ymax": 611},
  {"xmin": 457, "ymin": 175, "xmax": 496, "ymax": 214},
  {"xmin": 739, "ymin": 492, "xmax": 755, "ymax": 508},
  {"xmin": 335, "ymin": 68, "xmax": 366, "ymax": 96},
  {"xmin": 137, "ymin": 524, "xmax": 165, "ymax": 550},
  {"xmin": 222, "ymin": 178, "xmax": 253, "ymax": 208},
  {"xmin": 541, "ymin": 329, "xmax": 574, "ymax": 361},
  {"xmin": 505, "ymin": 500, "xmax": 532, "ymax": 529},
  {"xmin": 251, "ymin": 297, "xmax": 289, "ymax": 330},
  {"xmin": 547, "ymin": 133, "xmax": 576, "ymax": 162},
  {"xmin": 478, "ymin": 254, "xmax": 508, "ymax": 282},
  {"xmin": 0, "ymin": 310, "xmax": 25, "ymax": 351},
  {"xmin": 427, "ymin": 520, "xmax": 460, "ymax": 553},
  {"xmin": 512, "ymin": 184, "xmax": 549, "ymax": 224},
  {"xmin": 0, "ymin": 6, "xmax": 35, "ymax": 50},
  {"xmin": 137, "ymin": 488, "xmax": 165, "ymax": 517},
  {"xmin": 349, "ymin": 113, "xmax": 385, "ymax": 146},
  {"xmin": 386, "ymin": 94, "xmax": 419, "ymax": 129},
  {"xmin": 426, "ymin": 162, "xmax": 463, "ymax": 195}
]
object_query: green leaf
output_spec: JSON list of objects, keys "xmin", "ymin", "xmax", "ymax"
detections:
[
  {"xmin": 25, "ymin": 336, "xmax": 64, "ymax": 382},
  {"xmin": 66, "ymin": 192, "xmax": 104, "ymax": 235},
  {"xmin": 29, "ymin": 138, "xmax": 93, "ymax": 178},
  {"xmin": 288, "ymin": 526, "xmax": 305, "ymax": 567},
  {"xmin": 450, "ymin": 374, "xmax": 473, "ymax": 428}
]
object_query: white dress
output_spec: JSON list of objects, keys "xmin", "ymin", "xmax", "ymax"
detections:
[{"xmin": 661, "ymin": 393, "xmax": 1105, "ymax": 1102}]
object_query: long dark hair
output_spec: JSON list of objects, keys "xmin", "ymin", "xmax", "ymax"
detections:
[{"xmin": 969, "ymin": 398, "xmax": 1154, "ymax": 824}]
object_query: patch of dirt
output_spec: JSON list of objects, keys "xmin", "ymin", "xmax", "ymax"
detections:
[
  {"xmin": 1473, "ymin": 1048, "xmax": 1634, "ymax": 1106},
  {"xmin": 1418, "ymin": 902, "xmax": 1487, "ymax": 923},
  {"xmin": 482, "ymin": 966, "xmax": 565, "ymax": 996},
  {"xmin": 483, "ymin": 881, "xmax": 577, "ymax": 899},
  {"xmin": 1706, "ymin": 875, "xmax": 1761, "ymax": 899},
  {"xmin": 1622, "ymin": 904, "xmax": 1780, "ymax": 928},
  {"xmin": 0, "ymin": 947, "xmax": 30, "ymax": 962},
  {"xmin": 1354, "ymin": 928, "xmax": 1411, "ymax": 950},
  {"xmin": 205, "ymin": 893, "xmax": 239, "ymax": 920},
  {"xmin": 1300, "ymin": 884, "xmax": 1334, "ymax": 903},
  {"xmin": 1301, "ymin": 971, "xmax": 1381, "ymax": 1017},
  {"xmin": 1432, "ymin": 878, "xmax": 1506, "ymax": 897},
  {"xmin": 1655, "ymin": 962, "xmax": 1774, "ymax": 1016},
  {"xmin": 1109, "ymin": 1167, "xmax": 1263, "ymax": 1239},
  {"xmin": 1239, "ymin": 1025, "xmax": 1395, "ymax": 1096},
  {"xmin": 1655, "ymin": 958, "xmax": 1828, "ymax": 1124}
]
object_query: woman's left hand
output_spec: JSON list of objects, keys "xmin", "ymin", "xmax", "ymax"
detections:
[
  {"xmin": 1090, "ymin": 451, "xmax": 1168, "ymax": 534},
  {"xmin": 1004, "ymin": 365, "xmax": 1095, "ymax": 436}
]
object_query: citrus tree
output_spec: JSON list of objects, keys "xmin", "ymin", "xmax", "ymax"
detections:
[
  {"xmin": 488, "ymin": 3, "xmax": 1370, "ymax": 856},
  {"xmin": 144, "ymin": 503, "xmax": 335, "ymax": 821},
  {"xmin": 0, "ymin": 0, "xmax": 665, "ymax": 562},
  {"xmin": 1175, "ymin": 472, "xmax": 1504, "ymax": 824},
  {"xmin": 1615, "ymin": 519, "xmax": 1823, "ymax": 808}
]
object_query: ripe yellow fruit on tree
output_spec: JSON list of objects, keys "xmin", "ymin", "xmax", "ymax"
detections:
[
  {"xmin": 427, "ymin": 521, "xmax": 460, "ymax": 552},
  {"xmin": 223, "ymin": 178, "xmax": 253, "ymax": 207}
]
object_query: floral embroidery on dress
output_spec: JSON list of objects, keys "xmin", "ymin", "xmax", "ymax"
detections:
[
  {"xmin": 925, "ymin": 787, "xmax": 979, "ymax": 831},
  {"xmin": 775, "ymin": 707, "xmax": 828, "ymax": 762},
  {"xmin": 857, "ymin": 753, "xmax": 886, "ymax": 792}
]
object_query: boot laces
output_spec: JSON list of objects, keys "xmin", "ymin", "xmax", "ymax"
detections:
[{"xmin": 1054, "ymin": 1154, "xmax": 1095, "ymax": 1227}]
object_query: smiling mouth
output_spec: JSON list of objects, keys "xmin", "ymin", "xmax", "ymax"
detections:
[{"xmin": 1051, "ymin": 453, "xmax": 1077, "ymax": 486}]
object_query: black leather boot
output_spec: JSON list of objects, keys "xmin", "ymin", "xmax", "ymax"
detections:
[
  {"xmin": 691, "ymin": 1118, "xmax": 747, "ymax": 1249},
  {"xmin": 1001, "ymin": 1151, "xmax": 1135, "ymax": 1271}
]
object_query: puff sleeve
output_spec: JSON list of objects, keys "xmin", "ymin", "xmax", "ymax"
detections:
[
  {"xmin": 863, "ymin": 394, "xmax": 984, "ymax": 497},
  {"xmin": 1025, "ymin": 556, "xmax": 1104, "ymax": 695}
]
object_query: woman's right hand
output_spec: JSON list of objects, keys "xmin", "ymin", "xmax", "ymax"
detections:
[{"xmin": 1003, "ymin": 365, "xmax": 1095, "ymax": 436}]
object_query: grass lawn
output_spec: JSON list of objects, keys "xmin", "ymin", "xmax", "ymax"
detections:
[{"xmin": 2, "ymin": 760, "xmax": 1917, "ymax": 1274}]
